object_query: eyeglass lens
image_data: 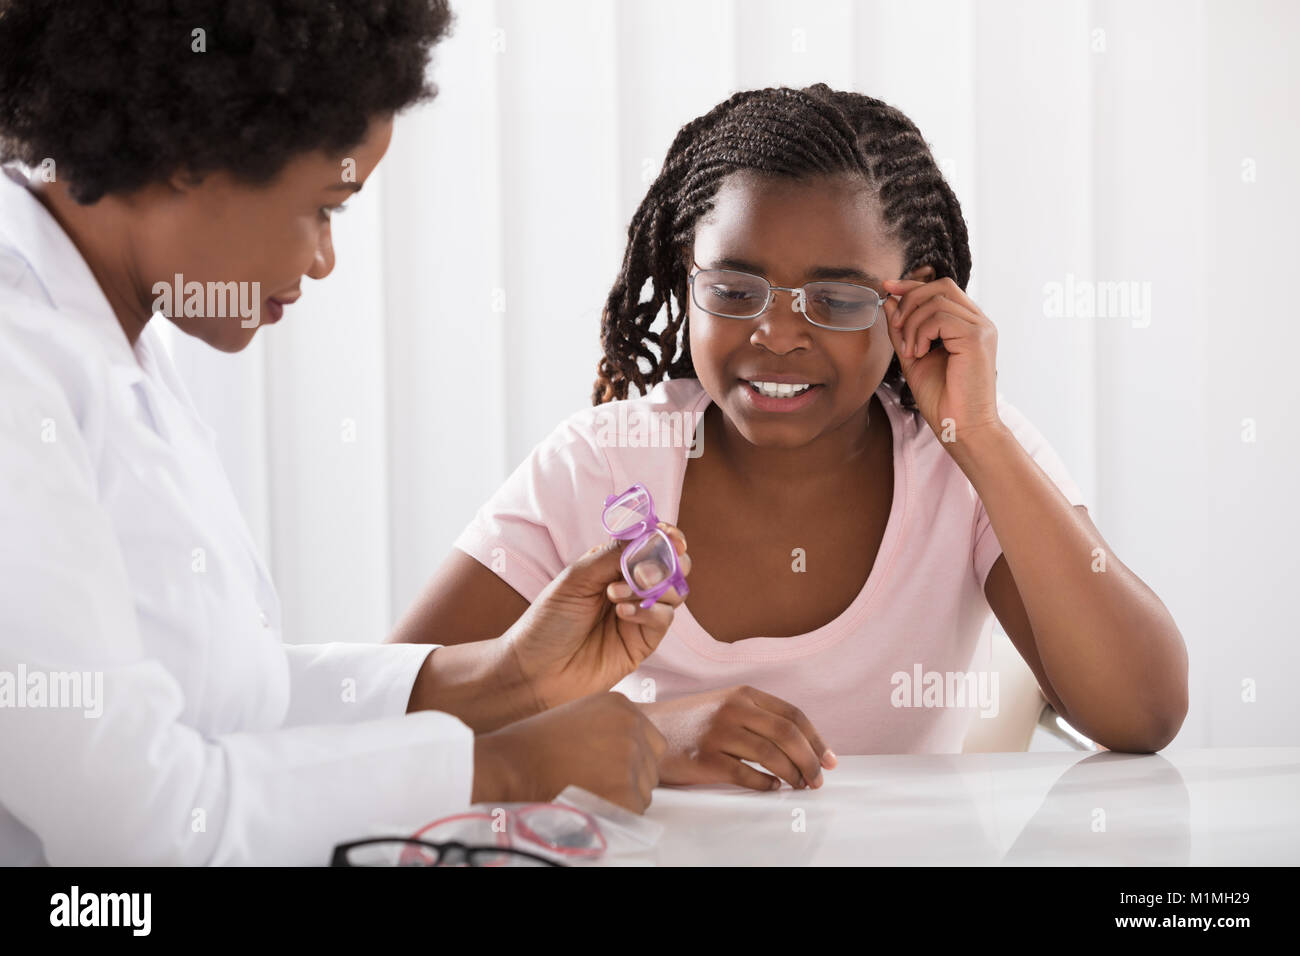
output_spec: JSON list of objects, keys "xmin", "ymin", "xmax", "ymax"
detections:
[
  {"xmin": 625, "ymin": 531, "xmax": 676, "ymax": 590},
  {"xmin": 693, "ymin": 269, "xmax": 881, "ymax": 329},
  {"xmin": 605, "ymin": 487, "xmax": 653, "ymax": 535}
]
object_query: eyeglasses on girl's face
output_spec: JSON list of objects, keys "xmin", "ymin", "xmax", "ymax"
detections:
[{"xmin": 687, "ymin": 262, "xmax": 891, "ymax": 332}]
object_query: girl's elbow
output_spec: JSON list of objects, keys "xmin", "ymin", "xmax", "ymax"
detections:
[
  {"xmin": 1132, "ymin": 691, "xmax": 1188, "ymax": 752},
  {"xmin": 1092, "ymin": 693, "xmax": 1187, "ymax": 753}
]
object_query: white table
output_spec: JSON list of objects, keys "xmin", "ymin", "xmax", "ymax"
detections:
[{"xmin": 594, "ymin": 747, "xmax": 1300, "ymax": 865}]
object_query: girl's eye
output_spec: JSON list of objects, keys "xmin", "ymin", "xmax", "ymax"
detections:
[
  {"xmin": 709, "ymin": 285, "xmax": 759, "ymax": 301},
  {"xmin": 810, "ymin": 292, "xmax": 869, "ymax": 313}
]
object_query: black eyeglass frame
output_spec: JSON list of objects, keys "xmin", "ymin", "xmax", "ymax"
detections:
[{"xmin": 331, "ymin": 837, "xmax": 564, "ymax": 867}]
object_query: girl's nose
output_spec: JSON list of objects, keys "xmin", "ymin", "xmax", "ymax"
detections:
[{"xmin": 750, "ymin": 288, "xmax": 812, "ymax": 352}]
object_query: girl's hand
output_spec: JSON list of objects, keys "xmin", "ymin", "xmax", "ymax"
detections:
[
  {"xmin": 881, "ymin": 277, "xmax": 1002, "ymax": 445},
  {"xmin": 505, "ymin": 523, "xmax": 690, "ymax": 710},
  {"xmin": 644, "ymin": 685, "xmax": 837, "ymax": 790}
]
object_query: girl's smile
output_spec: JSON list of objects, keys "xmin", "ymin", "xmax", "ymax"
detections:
[{"xmin": 738, "ymin": 377, "xmax": 826, "ymax": 412}]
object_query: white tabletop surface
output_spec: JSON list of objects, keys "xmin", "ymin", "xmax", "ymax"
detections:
[{"xmin": 592, "ymin": 747, "xmax": 1300, "ymax": 866}]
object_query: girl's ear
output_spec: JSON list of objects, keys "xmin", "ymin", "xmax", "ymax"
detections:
[
  {"xmin": 903, "ymin": 263, "xmax": 936, "ymax": 283},
  {"xmin": 166, "ymin": 168, "xmax": 207, "ymax": 196}
]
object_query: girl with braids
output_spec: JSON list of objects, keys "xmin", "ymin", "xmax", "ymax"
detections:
[{"xmin": 394, "ymin": 85, "xmax": 1187, "ymax": 789}]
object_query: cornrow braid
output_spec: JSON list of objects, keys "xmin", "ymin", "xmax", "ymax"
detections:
[{"xmin": 593, "ymin": 83, "xmax": 971, "ymax": 412}]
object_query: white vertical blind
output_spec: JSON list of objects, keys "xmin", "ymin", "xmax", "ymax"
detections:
[
  {"xmin": 1198, "ymin": 0, "xmax": 1300, "ymax": 747},
  {"xmin": 1091, "ymin": 0, "xmax": 1213, "ymax": 744},
  {"xmin": 379, "ymin": 0, "xmax": 512, "ymax": 623},
  {"xmin": 163, "ymin": 0, "xmax": 1299, "ymax": 748}
]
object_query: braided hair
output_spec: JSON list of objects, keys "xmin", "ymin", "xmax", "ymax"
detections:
[{"xmin": 592, "ymin": 84, "xmax": 971, "ymax": 411}]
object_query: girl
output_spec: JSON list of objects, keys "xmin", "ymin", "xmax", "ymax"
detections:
[{"xmin": 392, "ymin": 84, "xmax": 1187, "ymax": 791}]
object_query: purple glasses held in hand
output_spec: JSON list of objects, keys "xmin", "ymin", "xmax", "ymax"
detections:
[{"xmin": 601, "ymin": 483, "xmax": 690, "ymax": 609}]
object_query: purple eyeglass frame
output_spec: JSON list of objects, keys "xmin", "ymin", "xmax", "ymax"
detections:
[{"xmin": 601, "ymin": 483, "xmax": 690, "ymax": 609}]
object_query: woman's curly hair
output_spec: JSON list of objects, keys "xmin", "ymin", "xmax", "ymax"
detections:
[
  {"xmin": 593, "ymin": 84, "xmax": 971, "ymax": 413},
  {"xmin": 0, "ymin": 0, "xmax": 454, "ymax": 203}
]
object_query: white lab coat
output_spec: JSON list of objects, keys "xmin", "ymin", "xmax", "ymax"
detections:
[{"xmin": 0, "ymin": 167, "xmax": 473, "ymax": 865}]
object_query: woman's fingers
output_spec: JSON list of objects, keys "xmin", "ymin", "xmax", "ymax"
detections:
[
  {"xmin": 606, "ymin": 573, "xmax": 688, "ymax": 608},
  {"xmin": 657, "ymin": 521, "xmax": 688, "ymax": 555},
  {"xmin": 651, "ymin": 582, "xmax": 687, "ymax": 607},
  {"xmin": 674, "ymin": 549, "xmax": 692, "ymax": 579},
  {"xmin": 612, "ymin": 599, "xmax": 673, "ymax": 634}
]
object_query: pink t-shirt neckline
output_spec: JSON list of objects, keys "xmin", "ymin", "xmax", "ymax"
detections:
[{"xmin": 659, "ymin": 381, "xmax": 913, "ymax": 664}]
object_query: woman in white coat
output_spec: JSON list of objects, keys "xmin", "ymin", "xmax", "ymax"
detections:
[{"xmin": 0, "ymin": 0, "xmax": 688, "ymax": 865}]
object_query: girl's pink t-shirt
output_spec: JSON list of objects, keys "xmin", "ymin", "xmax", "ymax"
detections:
[{"xmin": 455, "ymin": 377, "xmax": 1087, "ymax": 754}]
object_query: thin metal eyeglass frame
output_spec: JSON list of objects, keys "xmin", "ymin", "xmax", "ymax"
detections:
[{"xmin": 687, "ymin": 261, "xmax": 887, "ymax": 332}]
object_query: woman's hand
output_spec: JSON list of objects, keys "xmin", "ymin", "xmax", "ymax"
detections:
[
  {"xmin": 645, "ymin": 685, "xmax": 837, "ymax": 790},
  {"xmin": 505, "ymin": 524, "xmax": 690, "ymax": 711},
  {"xmin": 472, "ymin": 692, "xmax": 666, "ymax": 812},
  {"xmin": 881, "ymin": 277, "xmax": 1002, "ymax": 446}
]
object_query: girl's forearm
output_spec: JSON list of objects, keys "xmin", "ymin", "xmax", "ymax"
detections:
[{"xmin": 949, "ymin": 423, "xmax": 1188, "ymax": 751}]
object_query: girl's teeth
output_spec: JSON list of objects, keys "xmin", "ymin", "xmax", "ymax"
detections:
[{"xmin": 749, "ymin": 381, "xmax": 812, "ymax": 398}]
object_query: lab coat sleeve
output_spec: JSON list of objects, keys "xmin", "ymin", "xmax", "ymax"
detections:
[
  {"xmin": 281, "ymin": 641, "xmax": 439, "ymax": 726},
  {"xmin": 0, "ymin": 344, "xmax": 474, "ymax": 866}
]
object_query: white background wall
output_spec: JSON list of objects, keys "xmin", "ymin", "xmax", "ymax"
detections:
[{"xmin": 162, "ymin": 0, "xmax": 1299, "ymax": 750}]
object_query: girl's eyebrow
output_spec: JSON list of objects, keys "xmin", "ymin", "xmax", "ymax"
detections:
[
  {"xmin": 703, "ymin": 255, "xmax": 768, "ymax": 274},
  {"xmin": 707, "ymin": 256, "xmax": 882, "ymax": 284},
  {"xmin": 807, "ymin": 265, "xmax": 883, "ymax": 284}
]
